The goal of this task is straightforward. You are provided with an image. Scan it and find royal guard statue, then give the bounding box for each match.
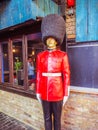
[36,14,70,130]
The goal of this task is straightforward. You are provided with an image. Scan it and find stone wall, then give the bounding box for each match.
[0,89,98,130]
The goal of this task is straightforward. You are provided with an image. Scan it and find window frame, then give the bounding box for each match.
[0,34,35,93]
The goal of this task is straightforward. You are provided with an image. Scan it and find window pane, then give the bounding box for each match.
[13,39,24,87]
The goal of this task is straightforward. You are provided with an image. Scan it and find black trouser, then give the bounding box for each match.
[42,100,63,130]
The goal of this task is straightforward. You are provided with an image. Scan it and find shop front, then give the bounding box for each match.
[0,20,44,96]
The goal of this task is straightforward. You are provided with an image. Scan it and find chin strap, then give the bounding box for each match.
[47,46,57,50]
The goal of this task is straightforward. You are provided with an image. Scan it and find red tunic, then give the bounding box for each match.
[36,49,70,101]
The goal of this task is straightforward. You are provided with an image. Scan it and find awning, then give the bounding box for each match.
[0,20,41,41]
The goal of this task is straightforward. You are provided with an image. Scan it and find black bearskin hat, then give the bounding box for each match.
[41,14,66,45]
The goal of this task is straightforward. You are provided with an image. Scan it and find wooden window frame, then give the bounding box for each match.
[0,34,36,96]
[0,43,3,82]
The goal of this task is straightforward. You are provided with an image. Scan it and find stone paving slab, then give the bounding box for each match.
[0,112,35,130]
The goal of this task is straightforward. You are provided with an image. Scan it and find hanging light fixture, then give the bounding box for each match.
[67,0,75,16]
[67,0,75,7]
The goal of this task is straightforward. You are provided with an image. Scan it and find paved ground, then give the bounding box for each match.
[0,112,35,130]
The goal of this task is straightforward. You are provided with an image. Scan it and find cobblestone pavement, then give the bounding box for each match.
[0,112,35,130]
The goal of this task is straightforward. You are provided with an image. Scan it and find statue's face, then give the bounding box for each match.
[46,37,57,49]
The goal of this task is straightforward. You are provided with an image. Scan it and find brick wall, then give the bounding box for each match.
[0,90,98,130]
[66,6,76,39]
[0,90,44,130]
[61,91,98,130]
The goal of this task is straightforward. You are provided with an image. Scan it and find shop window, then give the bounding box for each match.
[0,33,45,93]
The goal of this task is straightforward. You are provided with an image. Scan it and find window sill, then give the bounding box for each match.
[0,82,36,99]
[70,86,98,95]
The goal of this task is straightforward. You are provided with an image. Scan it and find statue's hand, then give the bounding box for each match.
[36,93,42,104]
